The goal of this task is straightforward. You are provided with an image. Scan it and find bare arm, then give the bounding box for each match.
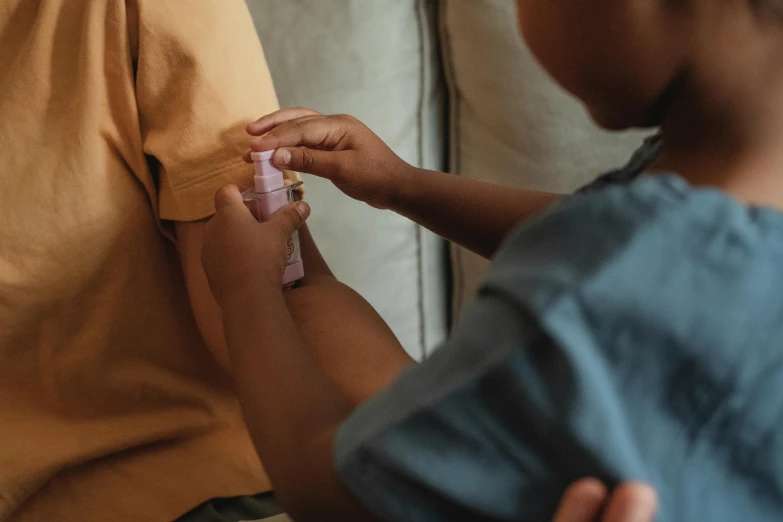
[286,226,414,406]
[178,207,409,520]
[175,218,413,404]
[200,188,412,520]
[221,277,376,522]
[247,109,562,259]
[391,166,561,258]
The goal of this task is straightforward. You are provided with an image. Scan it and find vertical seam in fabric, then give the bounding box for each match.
[415,0,429,359]
[437,0,465,326]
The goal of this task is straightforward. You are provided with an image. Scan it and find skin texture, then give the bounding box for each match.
[199,0,783,519]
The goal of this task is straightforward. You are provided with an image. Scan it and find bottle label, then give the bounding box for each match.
[287,232,302,266]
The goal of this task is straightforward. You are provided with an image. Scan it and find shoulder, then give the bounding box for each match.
[484,174,769,319]
[486,175,689,304]
[483,173,783,365]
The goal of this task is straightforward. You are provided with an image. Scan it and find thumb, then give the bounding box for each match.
[269,201,311,236]
[603,483,657,522]
[273,147,353,178]
[553,479,607,522]
[213,185,246,213]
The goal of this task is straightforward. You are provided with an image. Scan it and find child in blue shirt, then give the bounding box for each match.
[200,0,783,520]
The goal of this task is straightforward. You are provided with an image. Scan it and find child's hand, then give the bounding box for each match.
[245,108,414,209]
[201,185,310,305]
[553,480,657,522]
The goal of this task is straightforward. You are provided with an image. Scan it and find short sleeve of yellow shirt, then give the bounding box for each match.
[133,0,298,222]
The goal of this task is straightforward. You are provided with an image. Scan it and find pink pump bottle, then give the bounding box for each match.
[243,150,304,286]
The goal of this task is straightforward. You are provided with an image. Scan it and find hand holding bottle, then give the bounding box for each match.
[246,108,416,210]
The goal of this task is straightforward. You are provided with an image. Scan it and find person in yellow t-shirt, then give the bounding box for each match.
[0,2,412,520]
[0,1,295,520]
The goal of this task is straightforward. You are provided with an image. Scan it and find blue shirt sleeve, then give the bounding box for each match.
[332,182,673,521]
[335,298,647,522]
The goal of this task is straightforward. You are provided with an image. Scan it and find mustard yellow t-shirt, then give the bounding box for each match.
[0,1,294,520]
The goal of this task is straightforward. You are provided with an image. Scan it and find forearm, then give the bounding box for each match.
[223,289,347,450]
[391,167,561,258]
[200,186,396,520]
[176,212,412,403]
[221,286,375,521]
[247,109,559,256]
[290,226,414,406]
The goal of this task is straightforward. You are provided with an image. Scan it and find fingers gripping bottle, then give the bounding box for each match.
[243,151,305,286]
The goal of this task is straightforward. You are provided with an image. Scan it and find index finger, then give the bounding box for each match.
[213,185,245,212]
[246,107,322,136]
[603,483,657,522]
[249,116,349,154]
[553,479,608,522]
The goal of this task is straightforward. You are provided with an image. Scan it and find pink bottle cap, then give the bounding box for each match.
[250,150,275,162]
[251,150,285,193]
